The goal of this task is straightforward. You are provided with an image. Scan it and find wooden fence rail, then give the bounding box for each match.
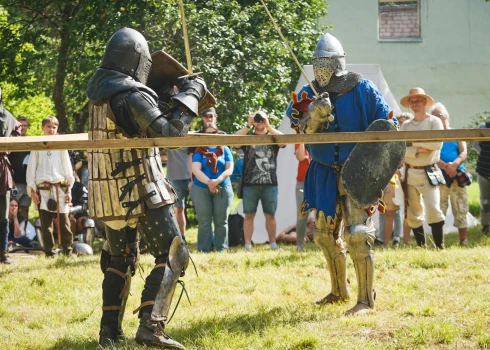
[1,129,489,152]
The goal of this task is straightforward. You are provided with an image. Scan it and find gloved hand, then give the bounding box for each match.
[305,92,333,134]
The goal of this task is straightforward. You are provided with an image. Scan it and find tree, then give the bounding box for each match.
[0,0,329,134]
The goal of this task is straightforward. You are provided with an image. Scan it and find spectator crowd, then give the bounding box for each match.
[1,85,490,263]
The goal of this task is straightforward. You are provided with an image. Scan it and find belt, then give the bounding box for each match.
[407,164,433,170]
[37,181,68,191]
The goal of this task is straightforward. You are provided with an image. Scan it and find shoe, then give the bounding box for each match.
[315,293,348,305]
[460,239,469,247]
[392,240,400,248]
[270,246,283,252]
[296,245,304,252]
[99,327,125,347]
[244,246,252,253]
[0,251,12,264]
[373,238,384,246]
[135,319,184,349]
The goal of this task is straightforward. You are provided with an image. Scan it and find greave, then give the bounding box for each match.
[100,260,131,340]
[429,221,445,249]
[345,233,375,309]
[412,225,426,247]
[314,229,350,300]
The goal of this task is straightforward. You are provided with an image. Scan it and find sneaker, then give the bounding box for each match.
[244,246,252,253]
[392,240,400,248]
[296,245,304,252]
[460,239,469,247]
[374,238,384,246]
[271,246,283,252]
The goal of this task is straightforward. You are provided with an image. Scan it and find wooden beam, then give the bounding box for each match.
[1,129,489,152]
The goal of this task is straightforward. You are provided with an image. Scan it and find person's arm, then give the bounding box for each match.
[295,144,306,161]
[263,115,286,147]
[187,151,194,191]
[235,114,254,149]
[26,151,40,204]
[12,216,25,238]
[191,157,211,185]
[61,151,75,203]
[412,117,444,151]
[214,161,234,185]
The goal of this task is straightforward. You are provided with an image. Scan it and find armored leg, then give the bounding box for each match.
[429,221,445,249]
[134,205,187,349]
[99,226,137,347]
[340,193,376,315]
[314,213,350,305]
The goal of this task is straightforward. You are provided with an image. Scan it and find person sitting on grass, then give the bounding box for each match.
[8,198,32,247]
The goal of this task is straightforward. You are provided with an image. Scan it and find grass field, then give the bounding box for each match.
[1,225,490,350]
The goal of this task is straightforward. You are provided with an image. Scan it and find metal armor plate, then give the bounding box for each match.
[340,119,406,208]
[147,50,216,113]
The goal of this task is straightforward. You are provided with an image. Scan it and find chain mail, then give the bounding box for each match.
[314,71,363,95]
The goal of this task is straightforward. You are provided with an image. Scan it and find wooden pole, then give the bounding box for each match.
[1,129,490,152]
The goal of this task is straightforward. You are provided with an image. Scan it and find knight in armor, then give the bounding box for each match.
[86,28,209,348]
[285,33,393,315]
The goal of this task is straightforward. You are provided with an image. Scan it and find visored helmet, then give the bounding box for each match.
[101,27,152,84]
[312,33,347,87]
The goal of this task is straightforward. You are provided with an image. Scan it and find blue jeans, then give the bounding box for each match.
[191,184,234,252]
[242,185,278,215]
[377,208,403,242]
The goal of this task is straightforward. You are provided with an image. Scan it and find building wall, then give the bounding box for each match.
[321,0,490,127]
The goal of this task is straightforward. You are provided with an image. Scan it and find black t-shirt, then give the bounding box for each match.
[8,151,30,183]
[241,144,281,186]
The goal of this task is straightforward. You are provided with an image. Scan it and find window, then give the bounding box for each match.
[378,0,421,41]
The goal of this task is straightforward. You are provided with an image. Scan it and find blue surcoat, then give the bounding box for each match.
[285,79,390,222]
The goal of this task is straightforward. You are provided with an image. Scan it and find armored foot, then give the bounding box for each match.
[136,313,184,349]
[344,302,374,316]
[315,293,349,305]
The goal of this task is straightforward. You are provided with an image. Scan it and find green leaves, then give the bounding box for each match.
[0,0,328,133]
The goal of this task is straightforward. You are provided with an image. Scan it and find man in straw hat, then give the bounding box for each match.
[400,87,445,249]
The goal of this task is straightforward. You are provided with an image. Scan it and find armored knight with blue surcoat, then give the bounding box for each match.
[286,33,403,315]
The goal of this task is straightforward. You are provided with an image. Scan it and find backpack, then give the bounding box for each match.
[228,213,244,247]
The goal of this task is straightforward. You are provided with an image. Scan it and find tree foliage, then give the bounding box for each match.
[465,111,490,172]
[0,0,329,134]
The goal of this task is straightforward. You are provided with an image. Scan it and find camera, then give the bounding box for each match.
[10,187,19,197]
[253,113,264,123]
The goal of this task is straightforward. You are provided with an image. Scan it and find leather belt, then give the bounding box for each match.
[37,181,68,191]
[407,164,433,170]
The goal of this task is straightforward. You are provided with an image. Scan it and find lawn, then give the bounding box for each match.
[1,225,490,350]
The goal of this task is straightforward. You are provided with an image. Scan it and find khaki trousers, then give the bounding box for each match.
[406,168,445,228]
[440,182,468,229]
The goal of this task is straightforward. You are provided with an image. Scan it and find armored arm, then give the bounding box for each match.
[128,77,207,138]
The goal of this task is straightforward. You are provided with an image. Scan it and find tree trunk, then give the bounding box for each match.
[52,3,80,133]
[72,102,89,133]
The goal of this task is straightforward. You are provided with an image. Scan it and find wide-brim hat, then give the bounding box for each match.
[400,87,435,108]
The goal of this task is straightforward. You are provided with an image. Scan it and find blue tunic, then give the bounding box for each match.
[285,79,390,222]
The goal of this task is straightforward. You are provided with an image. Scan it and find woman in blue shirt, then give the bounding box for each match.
[191,123,234,252]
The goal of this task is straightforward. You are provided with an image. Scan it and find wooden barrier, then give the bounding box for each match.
[1,129,490,152]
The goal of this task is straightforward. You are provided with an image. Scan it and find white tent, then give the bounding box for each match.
[235,64,478,244]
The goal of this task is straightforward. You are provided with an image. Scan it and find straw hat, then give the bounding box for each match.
[400,87,435,108]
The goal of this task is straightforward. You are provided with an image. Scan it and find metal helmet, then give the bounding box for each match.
[101,27,152,84]
[312,33,347,87]
[73,242,94,256]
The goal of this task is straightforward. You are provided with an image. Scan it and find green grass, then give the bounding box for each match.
[467,181,481,218]
[2,225,490,349]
